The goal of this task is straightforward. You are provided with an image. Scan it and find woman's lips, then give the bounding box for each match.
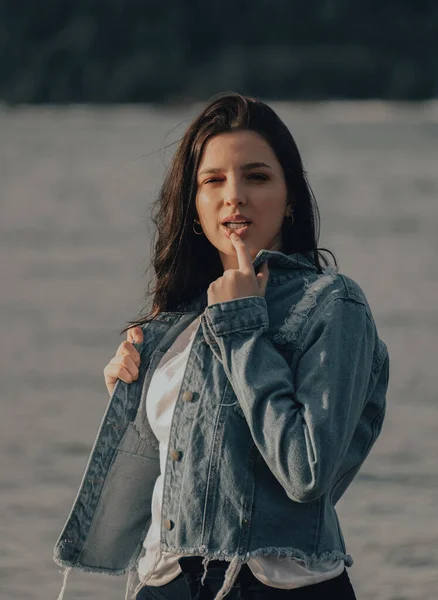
[221,223,252,239]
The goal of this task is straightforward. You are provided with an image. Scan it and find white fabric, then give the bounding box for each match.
[138,315,344,589]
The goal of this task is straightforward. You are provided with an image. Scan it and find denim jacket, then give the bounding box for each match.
[53,249,390,600]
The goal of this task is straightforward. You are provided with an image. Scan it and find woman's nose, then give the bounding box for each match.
[224,179,246,204]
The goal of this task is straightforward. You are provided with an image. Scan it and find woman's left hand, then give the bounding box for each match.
[207,232,270,307]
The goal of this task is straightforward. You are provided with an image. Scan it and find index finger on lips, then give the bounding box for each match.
[230,233,254,275]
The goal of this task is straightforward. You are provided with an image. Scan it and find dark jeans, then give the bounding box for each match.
[135,557,357,599]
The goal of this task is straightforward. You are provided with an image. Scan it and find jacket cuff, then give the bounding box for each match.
[200,296,269,345]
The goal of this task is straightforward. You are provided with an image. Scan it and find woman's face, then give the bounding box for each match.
[195,130,291,271]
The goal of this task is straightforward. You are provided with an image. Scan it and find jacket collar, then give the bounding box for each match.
[252,248,318,273]
[175,249,319,313]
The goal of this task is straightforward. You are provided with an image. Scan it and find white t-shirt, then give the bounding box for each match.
[138,315,344,589]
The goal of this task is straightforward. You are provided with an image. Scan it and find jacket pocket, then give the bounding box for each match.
[118,420,160,459]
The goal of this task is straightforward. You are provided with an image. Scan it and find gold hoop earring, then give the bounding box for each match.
[193,219,204,235]
[284,209,294,228]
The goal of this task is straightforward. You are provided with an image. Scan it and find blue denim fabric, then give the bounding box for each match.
[53,249,389,599]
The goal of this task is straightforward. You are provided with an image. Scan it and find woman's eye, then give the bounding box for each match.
[203,174,268,185]
[248,173,268,181]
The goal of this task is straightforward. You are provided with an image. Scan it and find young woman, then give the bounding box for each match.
[54,92,390,600]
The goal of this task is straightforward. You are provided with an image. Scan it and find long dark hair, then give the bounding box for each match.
[120,92,337,335]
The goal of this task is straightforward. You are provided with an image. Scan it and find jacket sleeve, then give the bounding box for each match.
[200,294,377,503]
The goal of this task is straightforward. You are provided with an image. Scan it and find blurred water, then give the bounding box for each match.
[1,102,437,599]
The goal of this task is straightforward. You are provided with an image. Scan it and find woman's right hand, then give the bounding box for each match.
[103,326,144,397]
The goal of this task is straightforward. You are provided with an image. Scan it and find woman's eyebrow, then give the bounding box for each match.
[242,162,272,171]
[198,162,272,176]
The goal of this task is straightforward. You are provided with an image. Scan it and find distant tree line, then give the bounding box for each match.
[0,0,436,103]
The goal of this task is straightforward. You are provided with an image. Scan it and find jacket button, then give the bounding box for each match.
[163,519,174,530]
[170,449,182,461]
[182,390,194,402]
